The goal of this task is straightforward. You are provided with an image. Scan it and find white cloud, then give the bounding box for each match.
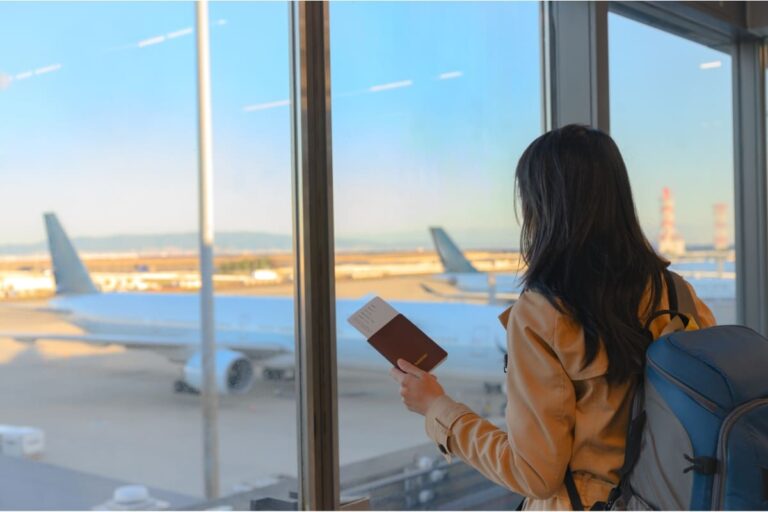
[243,99,290,112]
[138,35,166,48]
[369,80,413,93]
[167,27,193,40]
[699,60,722,70]
[438,71,463,80]
[14,71,33,80]
[34,64,62,76]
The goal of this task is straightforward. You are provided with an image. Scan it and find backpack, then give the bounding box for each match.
[565,270,768,510]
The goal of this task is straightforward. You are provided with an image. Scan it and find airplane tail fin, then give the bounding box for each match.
[429,227,478,274]
[44,213,98,295]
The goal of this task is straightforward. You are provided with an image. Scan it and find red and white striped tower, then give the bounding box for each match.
[658,187,686,256]
[713,203,729,251]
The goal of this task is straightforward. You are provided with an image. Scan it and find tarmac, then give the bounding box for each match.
[0,276,505,502]
[0,272,736,505]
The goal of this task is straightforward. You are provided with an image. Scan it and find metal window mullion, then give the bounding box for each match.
[289,2,340,510]
[544,0,610,131]
[591,1,610,132]
[541,1,554,132]
[732,39,768,334]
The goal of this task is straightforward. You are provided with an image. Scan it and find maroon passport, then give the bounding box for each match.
[347,296,447,372]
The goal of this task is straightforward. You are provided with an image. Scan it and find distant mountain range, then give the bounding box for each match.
[0,229,519,257]
[2,232,723,258]
[0,232,370,256]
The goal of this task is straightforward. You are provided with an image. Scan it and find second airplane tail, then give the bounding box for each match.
[44,213,98,295]
[429,227,479,274]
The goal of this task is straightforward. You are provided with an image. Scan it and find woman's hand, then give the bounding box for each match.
[389,359,446,416]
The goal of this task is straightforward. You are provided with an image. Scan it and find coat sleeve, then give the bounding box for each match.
[424,293,576,499]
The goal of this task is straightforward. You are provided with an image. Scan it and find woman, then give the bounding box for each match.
[390,125,715,510]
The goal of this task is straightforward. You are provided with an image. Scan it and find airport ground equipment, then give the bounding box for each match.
[0,425,44,458]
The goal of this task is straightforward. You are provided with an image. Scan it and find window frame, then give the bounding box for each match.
[291,1,768,508]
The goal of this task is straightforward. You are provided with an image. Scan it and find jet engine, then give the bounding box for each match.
[182,349,254,395]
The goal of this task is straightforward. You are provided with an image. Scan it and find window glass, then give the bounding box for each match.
[609,13,736,324]
[209,1,297,505]
[330,2,540,508]
[0,2,296,508]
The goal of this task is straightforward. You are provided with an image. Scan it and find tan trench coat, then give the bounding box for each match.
[424,280,715,510]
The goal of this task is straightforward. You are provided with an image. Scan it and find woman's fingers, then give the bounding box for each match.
[389,367,406,384]
[397,358,426,378]
[391,360,445,416]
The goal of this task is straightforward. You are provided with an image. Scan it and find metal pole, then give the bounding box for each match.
[732,39,768,334]
[289,2,340,509]
[195,0,220,500]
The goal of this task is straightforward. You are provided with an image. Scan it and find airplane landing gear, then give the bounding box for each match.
[483,382,503,395]
[173,380,200,395]
[262,368,295,381]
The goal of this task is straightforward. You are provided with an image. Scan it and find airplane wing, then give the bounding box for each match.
[0,332,289,360]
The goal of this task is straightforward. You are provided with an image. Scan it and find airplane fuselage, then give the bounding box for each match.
[49,292,510,382]
[435,272,524,295]
[437,262,736,301]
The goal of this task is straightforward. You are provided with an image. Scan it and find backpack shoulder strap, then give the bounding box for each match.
[564,467,585,510]
[668,271,703,328]
[663,269,679,312]
[643,270,698,332]
[568,271,701,511]
[606,271,692,508]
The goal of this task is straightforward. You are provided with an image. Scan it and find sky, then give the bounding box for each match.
[608,13,734,247]
[0,2,734,249]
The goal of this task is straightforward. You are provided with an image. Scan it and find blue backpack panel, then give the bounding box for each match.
[565,271,768,510]
[635,325,768,510]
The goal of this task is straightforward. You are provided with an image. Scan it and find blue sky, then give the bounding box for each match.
[0,2,733,249]
[609,13,734,247]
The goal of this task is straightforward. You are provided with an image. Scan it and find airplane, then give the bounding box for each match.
[425,227,524,303]
[427,227,736,320]
[0,214,509,395]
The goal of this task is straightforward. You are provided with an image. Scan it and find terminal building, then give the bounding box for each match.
[0,1,767,510]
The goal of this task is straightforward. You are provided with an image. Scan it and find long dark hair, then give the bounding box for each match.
[515,124,667,384]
